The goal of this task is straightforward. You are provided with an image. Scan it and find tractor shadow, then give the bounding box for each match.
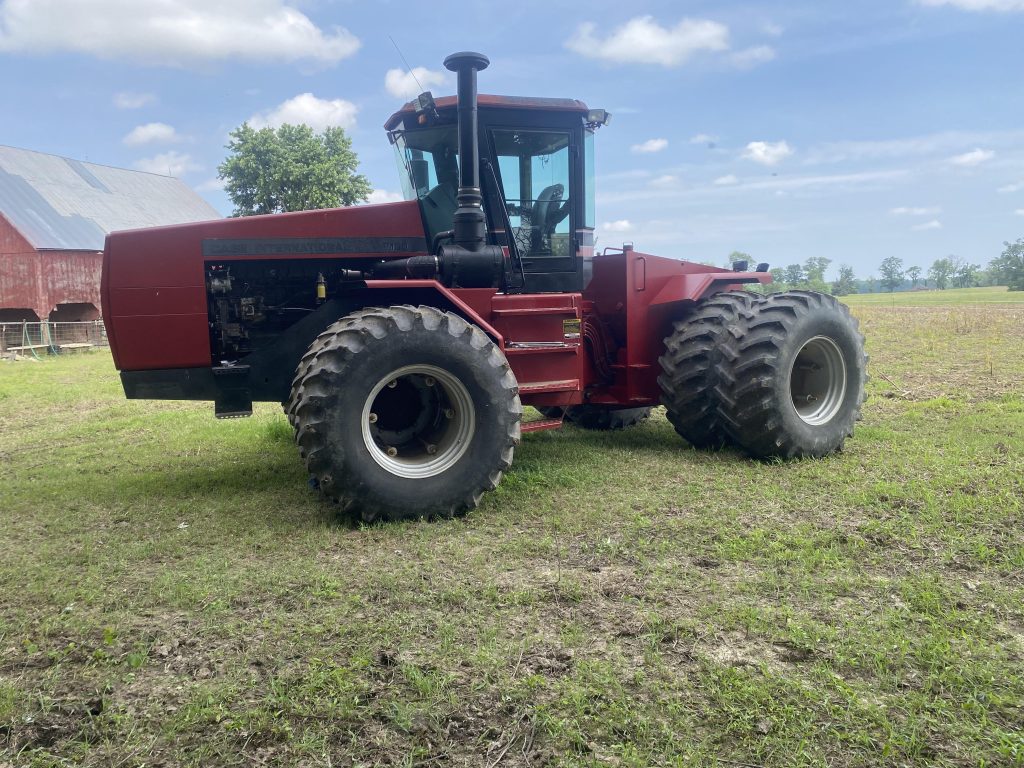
[82,412,751,530]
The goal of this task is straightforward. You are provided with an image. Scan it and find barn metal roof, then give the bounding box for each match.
[0,145,219,251]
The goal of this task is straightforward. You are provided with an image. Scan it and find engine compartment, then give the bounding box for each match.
[205,259,360,363]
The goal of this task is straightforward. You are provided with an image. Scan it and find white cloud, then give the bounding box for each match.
[249,93,358,132]
[650,175,678,187]
[690,133,718,145]
[196,178,225,192]
[762,21,785,36]
[998,182,1024,193]
[911,219,943,231]
[598,169,907,207]
[803,130,1024,165]
[366,189,404,204]
[113,91,154,109]
[742,140,793,166]
[1015,209,1024,216]
[949,148,995,166]
[713,174,739,186]
[566,16,729,67]
[631,138,668,154]
[122,122,181,146]
[891,206,941,216]
[384,67,448,99]
[133,151,201,177]
[917,0,1024,10]
[730,45,776,69]
[602,220,634,232]
[0,0,360,66]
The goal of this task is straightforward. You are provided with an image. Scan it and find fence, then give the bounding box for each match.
[0,320,108,357]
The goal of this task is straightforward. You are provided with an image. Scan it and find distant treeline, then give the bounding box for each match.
[724,238,1024,295]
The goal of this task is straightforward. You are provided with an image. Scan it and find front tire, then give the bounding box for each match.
[716,291,866,458]
[288,306,522,522]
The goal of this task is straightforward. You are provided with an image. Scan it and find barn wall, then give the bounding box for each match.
[40,249,103,317]
[0,212,40,316]
[0,212,103,318]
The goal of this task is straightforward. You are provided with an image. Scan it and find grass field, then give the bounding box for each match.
[1,288,1023,767]
[843,285,1024,306]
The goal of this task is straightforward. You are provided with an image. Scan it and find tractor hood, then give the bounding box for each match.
[102,200,426,370]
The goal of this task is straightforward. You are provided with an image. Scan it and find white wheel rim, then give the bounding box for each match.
[790,336,848,426]
[360,364,475,479]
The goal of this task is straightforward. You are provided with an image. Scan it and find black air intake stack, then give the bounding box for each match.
[431,51,505,289]
[444,51,489,251]
[370,52,505,289]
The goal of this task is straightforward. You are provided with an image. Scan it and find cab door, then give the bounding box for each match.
[485,123,585,293]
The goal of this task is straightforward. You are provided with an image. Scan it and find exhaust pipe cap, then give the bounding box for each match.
[444,51,489,72]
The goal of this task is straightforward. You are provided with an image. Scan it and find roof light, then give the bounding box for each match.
[586,109,611,128]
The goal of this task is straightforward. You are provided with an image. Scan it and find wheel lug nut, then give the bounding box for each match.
[444,408,455,419]
[386,446,398,457]
[425,444,437,455]
[424,376,435,387]
[368,412,378,423]
[387,380,398,389]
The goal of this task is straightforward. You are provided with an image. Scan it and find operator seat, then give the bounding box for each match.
[420,183,457,243]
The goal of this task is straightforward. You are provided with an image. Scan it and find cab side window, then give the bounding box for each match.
[491,130,572,259]
[394,126,461,245]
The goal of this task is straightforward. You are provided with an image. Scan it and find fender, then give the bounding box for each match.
[648,271,771,307]
[363,279,505,346]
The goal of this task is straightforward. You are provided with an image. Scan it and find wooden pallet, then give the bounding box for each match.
[6,344,50,352]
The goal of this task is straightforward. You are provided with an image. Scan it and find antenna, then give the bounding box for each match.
[388,35,425,94]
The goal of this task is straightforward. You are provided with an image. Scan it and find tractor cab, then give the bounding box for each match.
[386,94,610,293]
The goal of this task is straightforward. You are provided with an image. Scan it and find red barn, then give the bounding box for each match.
[0,145,218,324]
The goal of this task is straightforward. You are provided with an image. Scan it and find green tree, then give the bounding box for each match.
[761,267,787,294]
[990,238,1024,290]
[803,257,831,283]
[955,262,981,288]
[784,264,806,285]
[906,265,922,287]
[832,264,857,296]
[879,256,904,292]
[218,122,371,216]
[929,257,956,290]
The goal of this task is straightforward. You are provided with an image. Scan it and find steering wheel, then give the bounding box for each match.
[532,184,570,234]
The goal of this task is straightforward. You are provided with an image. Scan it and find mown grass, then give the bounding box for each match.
[1,287,1022,767]
[843,285,1024,306]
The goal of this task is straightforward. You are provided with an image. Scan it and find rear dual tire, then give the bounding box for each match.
[659,291,761,448]
[716,290,867,458]
[659,290,866,458]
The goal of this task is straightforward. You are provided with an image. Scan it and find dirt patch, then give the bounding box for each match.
[700,630,789,674]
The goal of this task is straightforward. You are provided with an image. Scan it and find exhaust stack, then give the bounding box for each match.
[443,51,489,252]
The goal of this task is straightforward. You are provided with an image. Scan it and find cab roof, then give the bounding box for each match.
[384,94,590,131]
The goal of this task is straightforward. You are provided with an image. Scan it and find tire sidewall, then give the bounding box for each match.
[771,305,865,454]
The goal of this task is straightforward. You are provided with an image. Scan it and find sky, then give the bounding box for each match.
[2,0,1023,279]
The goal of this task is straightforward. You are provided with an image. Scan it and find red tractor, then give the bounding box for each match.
[102,52,866,522]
